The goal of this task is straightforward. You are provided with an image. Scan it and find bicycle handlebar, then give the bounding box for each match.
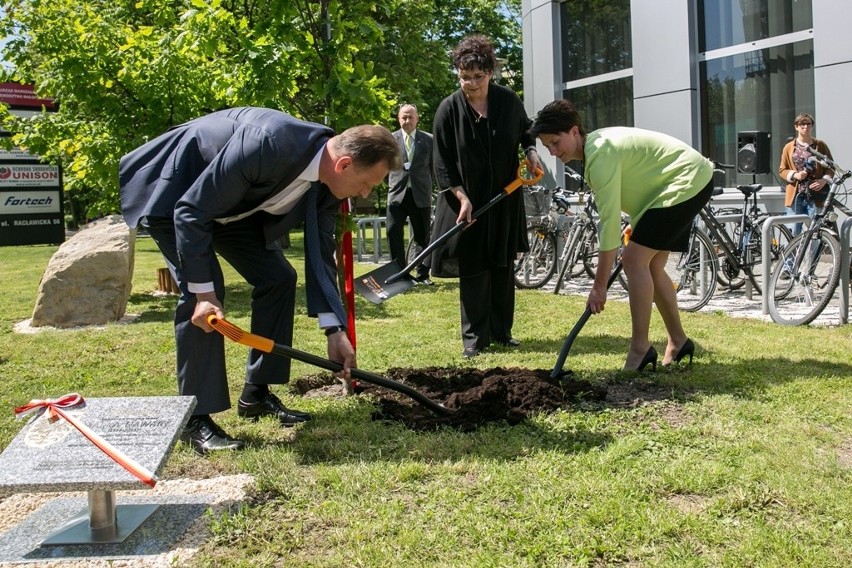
[564,165,584,183]
[809,149,852,184]
[808,147,835,169]
[712,161,736,174]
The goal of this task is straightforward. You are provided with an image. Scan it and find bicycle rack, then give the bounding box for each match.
[355,217,413,263]
[760,214,810,315]
[839,217,852,324]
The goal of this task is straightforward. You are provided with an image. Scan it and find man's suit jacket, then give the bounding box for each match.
[388,129,434,208]
[119,107,343,319]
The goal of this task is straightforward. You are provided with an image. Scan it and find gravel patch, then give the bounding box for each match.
[0,474,254,567]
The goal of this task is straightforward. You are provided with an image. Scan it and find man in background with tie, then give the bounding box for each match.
[387,103,435,284]
[119,107,400,454]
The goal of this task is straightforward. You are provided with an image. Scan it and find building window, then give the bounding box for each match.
[559,0,633,134]
[562,77,634,132]
[560,0,631,82]
[699,0,813,52]
[700,40,814,186]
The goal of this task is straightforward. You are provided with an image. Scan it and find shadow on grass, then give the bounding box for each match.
[129,279,317,324]
[267,348,852,467]
[127,293,179,324]
[498,331,852,394]
[289,403,615,465]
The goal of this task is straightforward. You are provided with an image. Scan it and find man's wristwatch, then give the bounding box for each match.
[324,325,346,337]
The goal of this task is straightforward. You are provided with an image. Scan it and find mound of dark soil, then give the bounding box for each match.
[293,366,607,431]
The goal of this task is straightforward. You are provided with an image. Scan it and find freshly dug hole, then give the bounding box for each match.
[293,366,607,431]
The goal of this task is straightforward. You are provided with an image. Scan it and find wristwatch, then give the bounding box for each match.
[324,325,346,337]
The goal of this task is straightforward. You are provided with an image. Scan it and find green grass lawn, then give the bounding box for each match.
[1,232,851,566]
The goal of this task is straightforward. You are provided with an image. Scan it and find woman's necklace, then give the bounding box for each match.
[467,98,487,123]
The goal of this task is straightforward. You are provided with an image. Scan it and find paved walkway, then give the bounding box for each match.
[545,273,845,328]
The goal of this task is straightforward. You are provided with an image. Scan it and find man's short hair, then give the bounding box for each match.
[337,125,402,170]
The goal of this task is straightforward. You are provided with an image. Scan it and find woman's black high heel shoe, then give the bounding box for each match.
[638,346,658,371]
[625,346,657,372]
[664,338,695,366]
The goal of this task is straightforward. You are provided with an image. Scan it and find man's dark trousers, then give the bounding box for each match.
[146,216,296,416]
[387,190,431,278]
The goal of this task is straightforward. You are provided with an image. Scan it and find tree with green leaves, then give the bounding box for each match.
[0,0,522,221]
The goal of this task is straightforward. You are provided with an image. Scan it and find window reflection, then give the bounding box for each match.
[700,41,814,186]
[699,0,813,52]
[563,77,634,132]
[560,0,632,82]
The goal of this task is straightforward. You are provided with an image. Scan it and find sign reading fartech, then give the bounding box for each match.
[0,191,62,214]
[0,188,65,244]
[0,164,61,187]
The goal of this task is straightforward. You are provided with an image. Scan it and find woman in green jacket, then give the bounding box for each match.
[531,99,714,371]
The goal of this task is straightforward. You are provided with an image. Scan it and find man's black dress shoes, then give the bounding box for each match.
[237,392,312,426]
[180,415,245,455]
[497,338,521,347]
[462,347,481,359]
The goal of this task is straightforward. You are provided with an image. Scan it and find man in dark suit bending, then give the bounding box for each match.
[387,104,435,283]
[120,107,401,454]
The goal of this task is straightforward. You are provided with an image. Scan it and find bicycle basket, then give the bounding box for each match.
[523,185,552,217]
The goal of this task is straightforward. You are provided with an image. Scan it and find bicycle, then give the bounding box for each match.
[766,151,852,325]
[514,185,574,289]
[551,166,629,294]
[664,163,791,312]
[713,187,793,291]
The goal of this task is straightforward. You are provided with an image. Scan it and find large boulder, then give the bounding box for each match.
[31,215,136,328]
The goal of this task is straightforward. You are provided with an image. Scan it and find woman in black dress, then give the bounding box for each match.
[429,35,541,358]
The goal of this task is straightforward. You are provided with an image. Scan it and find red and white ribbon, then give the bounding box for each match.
[14,393,157,488]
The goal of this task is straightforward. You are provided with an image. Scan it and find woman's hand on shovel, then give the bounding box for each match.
[326,330,356,381]
[449,186,474,224]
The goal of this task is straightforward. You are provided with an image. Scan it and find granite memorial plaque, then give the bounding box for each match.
[0,395,196,547]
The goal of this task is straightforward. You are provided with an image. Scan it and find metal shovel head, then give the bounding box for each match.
[354,260,416,304]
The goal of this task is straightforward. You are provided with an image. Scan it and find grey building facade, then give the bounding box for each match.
[522,0,851,191]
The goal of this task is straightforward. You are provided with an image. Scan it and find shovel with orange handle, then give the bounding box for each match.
[551,228,633,380]
[355,164,544,303]
[206,315,453,415]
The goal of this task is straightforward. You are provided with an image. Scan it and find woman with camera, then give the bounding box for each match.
[778,113,835,235]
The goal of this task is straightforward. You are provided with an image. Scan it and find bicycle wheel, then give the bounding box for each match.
[578,225,600,278]
[767,229,841,325]
[552,222,587,294]
[664,228,718,312]
[717,218,746,290]
[514,224,557,289]
[763,221,794,259]
[718,232,746,290]
[745,221,793,292]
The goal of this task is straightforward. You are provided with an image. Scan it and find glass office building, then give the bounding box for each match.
[522,0,850,190]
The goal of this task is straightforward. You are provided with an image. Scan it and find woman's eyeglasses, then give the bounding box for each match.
[796,122,814,127]
[458,73,488,84]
